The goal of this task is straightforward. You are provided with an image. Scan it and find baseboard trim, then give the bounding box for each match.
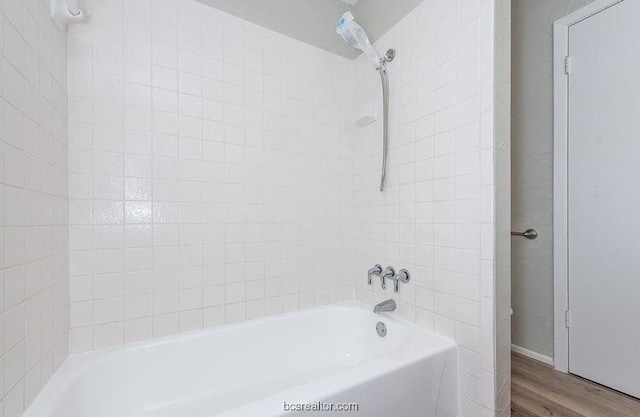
[511,344,554,366]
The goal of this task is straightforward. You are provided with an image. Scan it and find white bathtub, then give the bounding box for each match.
[25,302,458,417]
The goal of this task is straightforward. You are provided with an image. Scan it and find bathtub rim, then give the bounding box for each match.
[68,300,455,364]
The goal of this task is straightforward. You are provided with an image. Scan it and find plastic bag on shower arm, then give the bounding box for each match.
[336,11,382,70]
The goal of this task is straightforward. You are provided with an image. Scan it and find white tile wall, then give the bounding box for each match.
[67,0,354,353]
[0,0,509,413]
[0,0,70,414]
[350,0,501,414]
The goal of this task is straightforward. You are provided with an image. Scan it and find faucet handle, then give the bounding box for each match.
[367,264,383,285]
[394,269,410,293]
[381,266,395,290]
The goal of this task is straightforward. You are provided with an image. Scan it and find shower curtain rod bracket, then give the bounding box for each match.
[50,0,87,28]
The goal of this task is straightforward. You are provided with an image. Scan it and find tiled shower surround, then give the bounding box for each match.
[0,0,70,414]
[66,0,354,351]
[351,0,508,415]
[0,0,510,415]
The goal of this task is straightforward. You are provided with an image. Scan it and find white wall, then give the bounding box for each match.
[0,0,70,414]
[66,0,354,353]
[350,0,502,414]
[493,0,511,414]
[196,0,354,59]
[511,0,593,359]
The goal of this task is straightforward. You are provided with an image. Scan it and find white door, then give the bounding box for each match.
[568,0,640,398]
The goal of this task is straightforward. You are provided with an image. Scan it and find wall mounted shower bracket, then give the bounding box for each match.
[382,49,395,64]
[51,0,87,28]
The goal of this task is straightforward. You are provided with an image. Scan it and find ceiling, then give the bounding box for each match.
[195,0,424,59]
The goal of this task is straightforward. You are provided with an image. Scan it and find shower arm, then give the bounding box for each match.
[378,49,395,192]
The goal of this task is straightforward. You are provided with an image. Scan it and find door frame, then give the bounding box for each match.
[553,0,624,373]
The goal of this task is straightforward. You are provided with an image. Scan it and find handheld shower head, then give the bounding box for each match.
[336,12,381,70]
[337,12,395,191]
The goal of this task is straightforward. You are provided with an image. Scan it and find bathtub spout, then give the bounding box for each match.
[374,299,396,313]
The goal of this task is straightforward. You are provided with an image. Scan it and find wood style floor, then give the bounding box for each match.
[511,353,640,417]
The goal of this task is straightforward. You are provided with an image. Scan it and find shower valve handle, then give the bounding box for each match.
[381,267,396,290]
[367,264,383,285]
